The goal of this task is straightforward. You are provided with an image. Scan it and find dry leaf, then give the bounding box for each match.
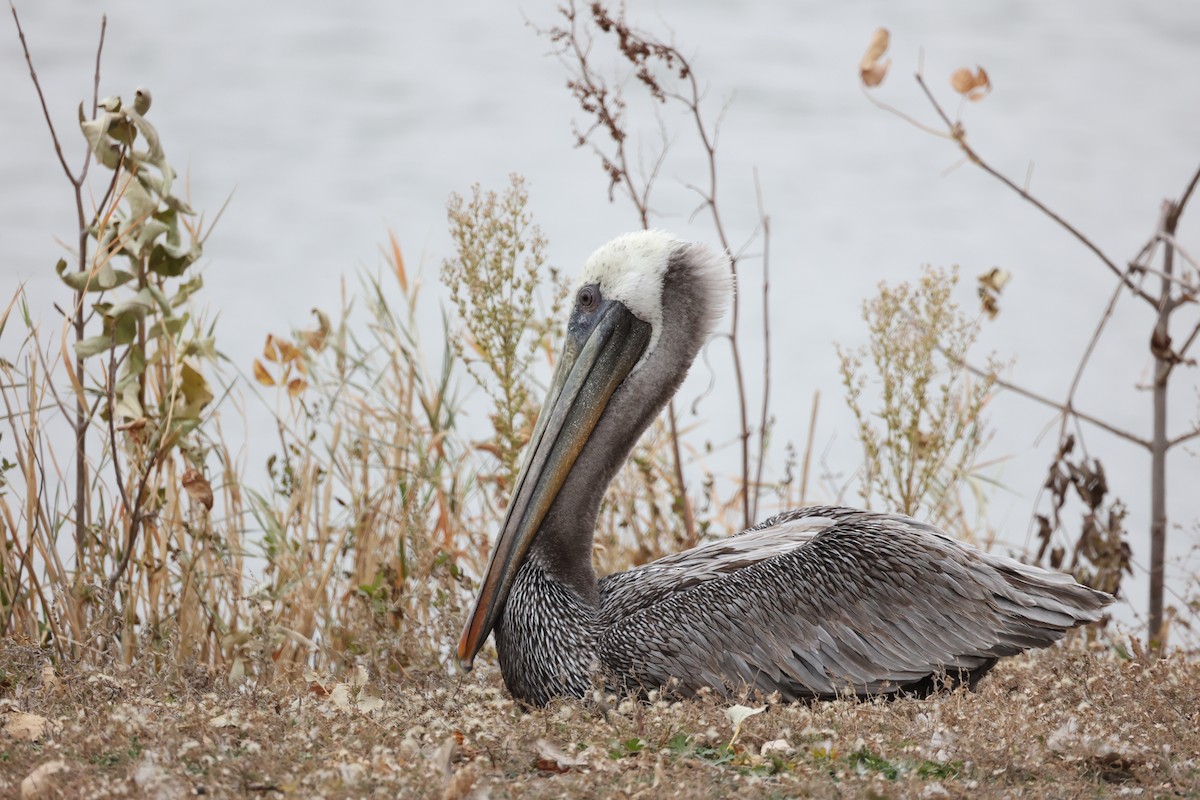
[40,662,62,696]
[979,266,1011,293]
[252,359,274,386]
[761,738,794,756]
[950,66,992,100]
[443,762,487,800]
[328,683,353,710]
[4,711,50,742]
[859,28,891,87]
[208,711,240,729]
[181,468,214,511]
[286,377,307,398]
[299,308,330,351]
[534,739,590,772]
[724,704,766,745]
[262,334,281,363]
[977,267,1011,319]
[21,759,68,799]
[276,339,302,363]
[349,664,369,689]
[431,735,458,777]
[356,684,385,714]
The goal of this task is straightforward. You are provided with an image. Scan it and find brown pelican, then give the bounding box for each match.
[456,231,1112,706]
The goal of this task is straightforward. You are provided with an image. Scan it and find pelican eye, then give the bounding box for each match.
[577,285,600,311]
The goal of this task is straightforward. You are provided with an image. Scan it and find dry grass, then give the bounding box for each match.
[0,642,1196,799]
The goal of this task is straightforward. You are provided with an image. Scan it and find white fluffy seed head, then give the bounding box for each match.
[576,230,732,358]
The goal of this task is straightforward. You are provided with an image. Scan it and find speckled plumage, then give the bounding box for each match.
[466,231,1113,707]
[493,506,1111,704]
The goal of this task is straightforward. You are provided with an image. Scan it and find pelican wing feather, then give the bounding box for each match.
[596,506,1111,700]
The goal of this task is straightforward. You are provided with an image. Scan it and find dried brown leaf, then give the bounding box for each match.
[534,739,590,772]
[299,308,330,351]
[252,359,274,386]
[859,28,891,87]
[182,468,214,511]
[4,711,50,742]
[951,66,992,100]
[21,759,68,799]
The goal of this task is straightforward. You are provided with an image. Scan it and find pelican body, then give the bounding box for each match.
[456,231,1112,706]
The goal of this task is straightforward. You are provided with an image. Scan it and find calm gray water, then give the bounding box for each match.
[3,0,1199,633]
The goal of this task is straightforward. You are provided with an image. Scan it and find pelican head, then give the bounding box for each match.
[457,231,730,670]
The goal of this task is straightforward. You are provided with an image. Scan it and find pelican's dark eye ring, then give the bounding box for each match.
[577,285,600,311]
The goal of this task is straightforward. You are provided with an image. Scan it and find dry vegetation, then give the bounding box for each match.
[2,642,1198,799]
[4,5,1200,799]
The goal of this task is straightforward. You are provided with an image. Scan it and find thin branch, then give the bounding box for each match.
[1166,162,1200,230]
[105,332,132,518]
[860,85,950,139]
[1168,427,1200,449]
[76,15,106,186]
[912,70,1158,307]
[11,4,79,186]
[1178,317,1200,361]
[955,357,1150,449]
[1156,233,1200,278]
[1055,266,1130,448]
[751,168,771,523]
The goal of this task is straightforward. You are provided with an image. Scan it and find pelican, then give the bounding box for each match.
[456,231,1112,706]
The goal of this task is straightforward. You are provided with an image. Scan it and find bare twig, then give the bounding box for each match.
[1166,163,1200,230]
[1178,318,1200,361]
[1055,263,1139,450]
[11,5,80,185]
[954,357,1150,449]
[548,1,772,532]
[751,169,772,523]
[798,391,819,504]
[910,70,1157,307]
[12,7,108,573]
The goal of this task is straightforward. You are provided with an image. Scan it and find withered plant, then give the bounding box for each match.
[538,1,781,541]
[837,267,999,544]
[859,28,1200,649]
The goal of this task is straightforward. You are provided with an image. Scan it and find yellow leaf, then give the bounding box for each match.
[859,28,891,88]
[253,359,275,386]
[276,339,302,363]
[287,377,306,398]
[263,334,281,363]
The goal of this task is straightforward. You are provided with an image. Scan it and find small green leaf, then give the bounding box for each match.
[74,335,115,358]
[177,361,213,419]
[107,287,156,320]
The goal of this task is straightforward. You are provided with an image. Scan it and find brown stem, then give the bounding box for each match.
[12,6,106,579]
[798,391,820,504]
[952,356,1150,449]
[673,58,753,530]
[912,71,1157,307]
[751,169,772,523]
[1148,197,1178,652]
[666,400,696,548]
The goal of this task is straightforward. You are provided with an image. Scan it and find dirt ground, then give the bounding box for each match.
[1,642,1196,799]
